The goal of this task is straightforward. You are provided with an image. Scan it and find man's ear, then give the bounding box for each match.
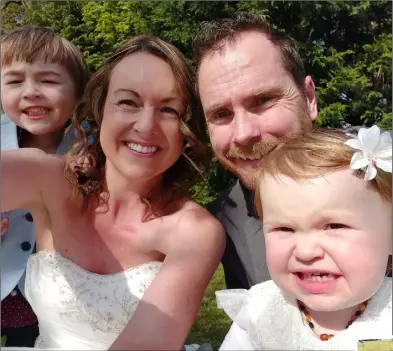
[304,76,318,121]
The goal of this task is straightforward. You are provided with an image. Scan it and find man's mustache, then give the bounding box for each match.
[225,139,282,160]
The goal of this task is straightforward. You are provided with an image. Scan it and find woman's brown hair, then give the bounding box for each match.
[65,35,208,217]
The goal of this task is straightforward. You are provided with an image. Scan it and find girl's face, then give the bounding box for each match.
[99,52,184,185]
[1,55,76,135]
[259,169,392,312]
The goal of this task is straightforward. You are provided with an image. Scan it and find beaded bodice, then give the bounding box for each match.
[25,251,162,349]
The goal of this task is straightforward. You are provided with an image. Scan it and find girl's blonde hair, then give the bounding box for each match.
[255,128,392,218]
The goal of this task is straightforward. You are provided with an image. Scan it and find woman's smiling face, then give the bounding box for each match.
[100,52,184,183]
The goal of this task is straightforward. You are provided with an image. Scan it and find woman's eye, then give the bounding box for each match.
[326,223,348,230]
[162,106,179,116]
[42,80,58,84]
[118,99,138,107]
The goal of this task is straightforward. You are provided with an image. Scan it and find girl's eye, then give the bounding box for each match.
[273,227,294,233]
[42,80,59,84]
[326,223,348,230]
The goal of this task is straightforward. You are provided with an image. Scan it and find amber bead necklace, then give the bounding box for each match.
[297,299,370,341]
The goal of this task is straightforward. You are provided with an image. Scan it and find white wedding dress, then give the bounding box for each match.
[4,251,162,350]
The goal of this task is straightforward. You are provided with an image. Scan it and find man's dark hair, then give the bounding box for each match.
[193,11,306,90]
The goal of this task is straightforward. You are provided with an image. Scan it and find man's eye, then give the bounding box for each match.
[257,96,272,105]
[213,110,231,120]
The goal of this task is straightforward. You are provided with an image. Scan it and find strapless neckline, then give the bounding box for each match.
[31,250,163,278]
[23,249,163,349]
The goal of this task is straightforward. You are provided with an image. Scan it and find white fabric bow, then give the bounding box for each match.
[344,125,392,181]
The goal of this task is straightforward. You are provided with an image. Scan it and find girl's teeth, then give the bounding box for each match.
[301,273,334,282]
[127,143,158,154]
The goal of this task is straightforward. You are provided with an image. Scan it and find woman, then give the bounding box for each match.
[2,35,225,350]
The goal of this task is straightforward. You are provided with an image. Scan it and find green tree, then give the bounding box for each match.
[1,1,391,202]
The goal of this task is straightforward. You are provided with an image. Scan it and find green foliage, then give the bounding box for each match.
[1,335,7,347]
[2,1,391,204]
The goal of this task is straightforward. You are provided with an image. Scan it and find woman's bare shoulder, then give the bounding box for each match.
[171,197,221,228]
[171,198,226,251]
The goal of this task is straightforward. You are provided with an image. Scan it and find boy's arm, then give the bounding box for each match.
[1,148,62,212]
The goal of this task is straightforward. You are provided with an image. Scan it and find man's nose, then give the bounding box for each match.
[232,109,261,146]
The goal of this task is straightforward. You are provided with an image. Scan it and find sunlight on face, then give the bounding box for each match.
[100,52,184,185]
[1,56,76,135]
[259,169,392,311]
[198,32,314,189]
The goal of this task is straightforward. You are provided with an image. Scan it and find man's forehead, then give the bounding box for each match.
[197,33,289,101]
[198,31,283,77]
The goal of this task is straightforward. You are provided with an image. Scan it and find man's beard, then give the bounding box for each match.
[217,99,313,190]
[222,137,284,191]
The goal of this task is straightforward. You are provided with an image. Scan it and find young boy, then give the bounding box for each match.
[0,26,89,347]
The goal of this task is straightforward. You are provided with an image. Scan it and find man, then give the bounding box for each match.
[193,12,318,289]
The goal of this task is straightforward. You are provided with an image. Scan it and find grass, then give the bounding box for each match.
[358,340,393,351]
[186,264,231,350]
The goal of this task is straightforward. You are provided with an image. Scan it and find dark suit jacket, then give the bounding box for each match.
[208,181,270,289]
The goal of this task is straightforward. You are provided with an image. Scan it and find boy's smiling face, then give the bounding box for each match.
[1,55,76,136]
[260,168,392,311]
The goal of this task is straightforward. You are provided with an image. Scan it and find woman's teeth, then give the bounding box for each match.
[126,143,158,154]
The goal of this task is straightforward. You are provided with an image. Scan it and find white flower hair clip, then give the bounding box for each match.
[344,125,392,181]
